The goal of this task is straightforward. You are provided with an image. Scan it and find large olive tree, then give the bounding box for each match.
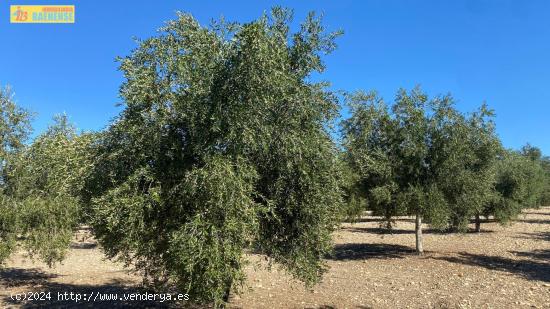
[85,8,343,306]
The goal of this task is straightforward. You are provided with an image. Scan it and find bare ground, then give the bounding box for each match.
[1,208,550,308]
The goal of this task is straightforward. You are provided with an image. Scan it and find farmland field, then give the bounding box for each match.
[2,207,549,308]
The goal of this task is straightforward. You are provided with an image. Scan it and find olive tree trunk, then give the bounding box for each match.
[221,280,232,307]
[415,213,423,255]
[475,214,481,233]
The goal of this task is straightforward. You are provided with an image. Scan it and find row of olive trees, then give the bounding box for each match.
[341,88,549,254]
[1,8,549,307]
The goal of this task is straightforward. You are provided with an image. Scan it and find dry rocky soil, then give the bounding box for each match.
[1,207,549,308]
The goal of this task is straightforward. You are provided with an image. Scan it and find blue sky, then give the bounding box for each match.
[2,0,549,154]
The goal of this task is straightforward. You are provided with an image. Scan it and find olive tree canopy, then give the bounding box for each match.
[86,8,343,306]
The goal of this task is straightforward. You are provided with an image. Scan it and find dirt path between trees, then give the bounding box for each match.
[1,208,549,308]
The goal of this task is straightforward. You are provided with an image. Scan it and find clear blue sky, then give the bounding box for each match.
[2,0,549,154]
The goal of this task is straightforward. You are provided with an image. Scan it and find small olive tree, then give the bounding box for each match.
[85,8,343,306]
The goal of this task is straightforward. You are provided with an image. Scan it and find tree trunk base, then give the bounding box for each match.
[415,213,424,255]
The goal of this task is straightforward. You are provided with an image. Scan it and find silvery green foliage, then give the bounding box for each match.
[519,144,548,208]
[1,90,90,267]
[341,90,400,225]
[430,103,501,231]
[342,87,501,232]
[86,8,343,306]
[486,149,546,223]
[1,114,92,266]
[0,87,32,264]
[338,153,366,222]
[0,87,32,160]
[343,88,444,229]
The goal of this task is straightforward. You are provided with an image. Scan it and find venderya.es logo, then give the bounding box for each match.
[10,5,75,23]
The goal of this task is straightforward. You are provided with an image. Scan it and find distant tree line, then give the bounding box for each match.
[0,7,549,307]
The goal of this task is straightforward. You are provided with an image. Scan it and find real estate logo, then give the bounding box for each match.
[10,5,75,23]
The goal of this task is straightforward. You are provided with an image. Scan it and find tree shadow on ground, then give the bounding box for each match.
[514,231,550,242]
[0,268,179,308]
[327,243,414,261]
[521,210,550,216]
[305,305,372,309]
[468,217,498,224]
[465,229,495,234]
[342,217,414,224]
[0,268,59,288]
[513,219,550,224]
[343,226,493,235]
[70,242,98,249]
[432,252,550,282]
[342,226,415,235]
[511,249,550,261]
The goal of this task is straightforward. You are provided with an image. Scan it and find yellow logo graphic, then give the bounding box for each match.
[10,5,75,23]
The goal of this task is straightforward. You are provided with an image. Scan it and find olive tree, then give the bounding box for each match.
[342,87,501,253]
[519,144,547,207]
[433,104,501,232]
[1,113,93,266]
[466,106,502,232]
[341,91,399,227]
[85,8,343,306]
[0,86,32,263]
[484,150,545,223]
[1,89,88,266]
[343,88,444,254]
